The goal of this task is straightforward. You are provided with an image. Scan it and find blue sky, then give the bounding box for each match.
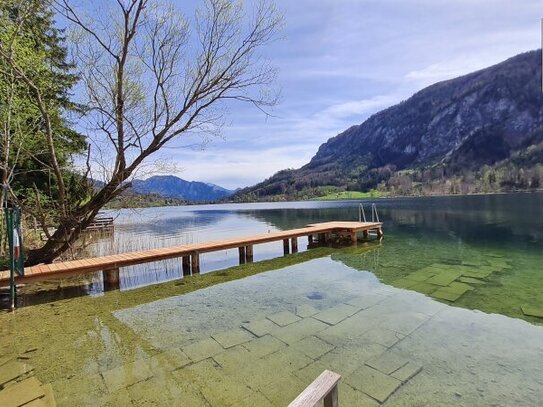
[80,0,542,189]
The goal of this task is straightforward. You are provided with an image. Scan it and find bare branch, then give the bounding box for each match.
[24,0,282,265]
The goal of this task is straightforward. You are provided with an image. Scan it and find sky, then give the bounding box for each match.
[78,0,542,189]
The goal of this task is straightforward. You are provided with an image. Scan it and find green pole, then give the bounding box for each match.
[5,208,15,310]
[14,208,24,277]
[4,207,24,310]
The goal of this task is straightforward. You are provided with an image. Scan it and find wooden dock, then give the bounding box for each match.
[40,216,114,241]
[0,221,382,289]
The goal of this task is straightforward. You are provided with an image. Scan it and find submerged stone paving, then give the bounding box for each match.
[392,255,512,304]
[241,318,277,337]
[102,359,153,393]
[266,310,301,326]
[295,304,319,318]
[0,360,34,386]
[521,304,543,318]
[100,290,424,405]
[346,365,402,403]
[312,303,359,325]
[0,360,56,406]
[10,257,542,406]
[39,284,426,406]
[211,328,254,348]
[182,338,224,362]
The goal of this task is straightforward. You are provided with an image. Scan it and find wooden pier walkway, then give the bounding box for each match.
[0,221,382,288]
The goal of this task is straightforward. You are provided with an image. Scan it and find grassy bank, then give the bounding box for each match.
[311,190,387,201]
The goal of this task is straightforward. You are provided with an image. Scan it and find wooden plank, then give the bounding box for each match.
[54,262,69,270]
[47,263,61,272]
[288,370,341,407]
[79,259,94,267]
[107,255,125,263]
[71,260,88,268]
[28,265,44,273]
[39,265,52,273]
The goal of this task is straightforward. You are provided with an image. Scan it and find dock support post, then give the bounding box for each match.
[182,256,191,276]
[246,245,253,263]
[350,231,357,245]
[283,239,290,256]
[377,228,384,239]
[324,384,339,407]
[291,237,298,254]
[191,253,200,274]
[103,268,120,291]
[363,230,369,239]
[238,246,246,265]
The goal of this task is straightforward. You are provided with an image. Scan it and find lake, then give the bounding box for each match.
[0,193,542,406]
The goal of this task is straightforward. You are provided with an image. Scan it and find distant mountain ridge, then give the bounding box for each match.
[132,175,234,202]
[233,49,543,201]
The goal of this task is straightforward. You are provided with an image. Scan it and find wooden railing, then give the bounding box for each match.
[40,217,114,241]
[87,216,114,230]
[289,370,341,407]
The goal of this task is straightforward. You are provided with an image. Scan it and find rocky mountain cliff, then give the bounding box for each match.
[233,50,543,200]
[132,176,234,202]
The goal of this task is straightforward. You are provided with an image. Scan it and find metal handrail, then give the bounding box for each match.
[371,203,380,222]
[359,203,367,222]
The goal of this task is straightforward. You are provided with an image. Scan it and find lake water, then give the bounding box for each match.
[0,193,542,406]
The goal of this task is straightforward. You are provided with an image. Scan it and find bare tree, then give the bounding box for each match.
[17,0,281,265]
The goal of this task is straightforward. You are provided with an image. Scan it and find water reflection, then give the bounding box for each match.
[244,194,542,249]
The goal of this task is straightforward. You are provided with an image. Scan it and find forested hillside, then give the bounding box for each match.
[233,50,543,201]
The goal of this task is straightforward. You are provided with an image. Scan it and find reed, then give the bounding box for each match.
[88,231,196,290]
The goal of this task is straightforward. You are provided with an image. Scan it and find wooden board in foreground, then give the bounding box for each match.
[289,369,341,407]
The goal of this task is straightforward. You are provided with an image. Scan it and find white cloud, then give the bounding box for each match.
[320,95,401,119]
[165,146,312,189]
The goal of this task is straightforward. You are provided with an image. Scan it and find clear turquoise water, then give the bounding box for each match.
[36,192,543,323]
[1,192,542,406]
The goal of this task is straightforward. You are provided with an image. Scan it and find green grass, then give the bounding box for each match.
[312,190,387,201]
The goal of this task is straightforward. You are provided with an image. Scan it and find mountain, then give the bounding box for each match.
[233,50,543,201]
[131,176,234,202]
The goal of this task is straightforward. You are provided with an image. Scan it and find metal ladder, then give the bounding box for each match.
[358,203,380,223]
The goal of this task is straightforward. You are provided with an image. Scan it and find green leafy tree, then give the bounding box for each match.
[0,0,87,256]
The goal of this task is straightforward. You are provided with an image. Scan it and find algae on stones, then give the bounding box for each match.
[334,233,543,324]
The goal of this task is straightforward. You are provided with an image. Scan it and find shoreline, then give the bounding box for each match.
[107,189,543,210]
